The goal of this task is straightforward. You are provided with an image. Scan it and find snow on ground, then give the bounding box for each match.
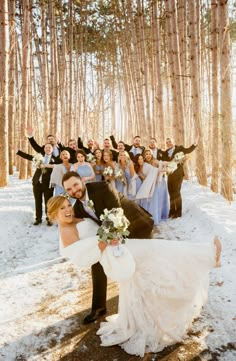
[0,173,235,360]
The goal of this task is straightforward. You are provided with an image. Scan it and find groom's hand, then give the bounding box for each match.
[98,241,107,253]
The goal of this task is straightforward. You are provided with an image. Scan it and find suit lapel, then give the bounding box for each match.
[87,185,102,223]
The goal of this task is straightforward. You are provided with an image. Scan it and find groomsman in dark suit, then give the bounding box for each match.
[102,138,118,161]
[26,126,60,158]
[148,137,164,160]
[62,171,154,324]
[77,137,97,155]
[16,144,57,225]
[58,138,77,163]
[162,136,198,218]
[110,135,145,161]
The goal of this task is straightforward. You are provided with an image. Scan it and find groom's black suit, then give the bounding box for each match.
[73,181,154,312]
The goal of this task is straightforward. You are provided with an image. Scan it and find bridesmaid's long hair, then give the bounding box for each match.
[133,154,143,174]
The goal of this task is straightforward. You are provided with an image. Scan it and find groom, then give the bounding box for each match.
[62,171,154,324]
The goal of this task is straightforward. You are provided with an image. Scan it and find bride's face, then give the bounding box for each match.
[63,176,86,199]
[57,199,74,224]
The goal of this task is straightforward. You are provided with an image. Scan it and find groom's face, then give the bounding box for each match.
[63,176,86,200]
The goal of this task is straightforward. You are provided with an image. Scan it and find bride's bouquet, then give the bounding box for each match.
[97,208,136,282]
[32,153,46,173]
[97,208,130,257]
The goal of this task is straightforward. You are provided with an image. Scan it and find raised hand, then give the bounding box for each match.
[26,125,33,138]
[194,134,199,146]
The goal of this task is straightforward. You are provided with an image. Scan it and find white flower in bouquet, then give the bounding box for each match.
[114,169,126,184]
[32,153,46,173]
[103,166,114,177]
[97,208,130,245]
[86,153,95,163]
[174,151,185,164]
[166,161,177,174]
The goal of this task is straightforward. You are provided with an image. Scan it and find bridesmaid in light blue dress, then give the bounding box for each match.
[115,151,142,200]
[134,154,167,225]
[72,149,95,183]
[50,150,74,195]
[93,149,105,182]
[102,150,117,188]
[143,149,169,221]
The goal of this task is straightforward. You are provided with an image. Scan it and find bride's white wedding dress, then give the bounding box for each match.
[60,218,215,357]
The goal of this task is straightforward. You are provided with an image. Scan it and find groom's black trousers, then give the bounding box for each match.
[91,263,107,310]
[91,227,153,311]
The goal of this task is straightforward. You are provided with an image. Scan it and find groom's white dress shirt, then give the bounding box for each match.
[81,191,98,220]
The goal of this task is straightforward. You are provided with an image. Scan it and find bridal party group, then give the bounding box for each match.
[16,128,198,226]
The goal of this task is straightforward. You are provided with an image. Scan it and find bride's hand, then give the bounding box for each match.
[110,239,120,246]
[98,241,107,253]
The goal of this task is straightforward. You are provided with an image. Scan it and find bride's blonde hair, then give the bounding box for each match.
[47,195,69,222]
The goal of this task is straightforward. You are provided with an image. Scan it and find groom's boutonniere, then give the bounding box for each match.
[87,199,95,211]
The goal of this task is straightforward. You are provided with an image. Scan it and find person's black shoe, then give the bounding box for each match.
[47,220,53,226]
[83,308,107,325]
[33,220,42,225]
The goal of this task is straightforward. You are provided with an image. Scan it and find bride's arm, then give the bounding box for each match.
[59,223,102,268]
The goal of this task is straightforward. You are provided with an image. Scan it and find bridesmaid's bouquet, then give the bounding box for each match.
[114,169,126,184]
[97,208,130,257]
[103,166,114,177]
[174,151,185,164]
[86,153,96,164]
[32,153,47,173]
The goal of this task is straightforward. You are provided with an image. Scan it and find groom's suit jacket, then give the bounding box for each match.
[73,181,154,239]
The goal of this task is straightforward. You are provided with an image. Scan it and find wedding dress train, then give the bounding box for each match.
[60,219,215,357]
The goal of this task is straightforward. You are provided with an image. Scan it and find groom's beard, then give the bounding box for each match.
[73,185,86,200]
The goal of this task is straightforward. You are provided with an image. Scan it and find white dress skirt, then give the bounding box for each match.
[60,219,215,357]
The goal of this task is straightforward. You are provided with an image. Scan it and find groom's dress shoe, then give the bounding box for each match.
[33,220,42,225]
[83,308,107,325]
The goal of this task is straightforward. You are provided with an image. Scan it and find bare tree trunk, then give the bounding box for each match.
[137,0,151,137]
[151,0,165,142]
[8,0,15,175]
[165,0,184,143]
[40,2,50,135]
[188,0,207,186]
[48,0,59,135]
[211,1,219,193]
[0,0,9,186]
[19,0,30,180]
[218,0,233,201]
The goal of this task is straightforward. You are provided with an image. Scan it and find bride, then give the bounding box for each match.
[47,195,221,357]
